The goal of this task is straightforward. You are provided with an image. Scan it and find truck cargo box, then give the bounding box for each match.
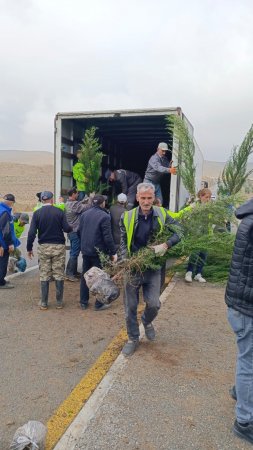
[54,107,203,210]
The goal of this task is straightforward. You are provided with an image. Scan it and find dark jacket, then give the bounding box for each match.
[27,205,72,251]
[115,170,141,194]
[225,199,253,316]
[78,206,117,257]
[120,206,182,260]
[109,202,127,247]
[144,153,170,184]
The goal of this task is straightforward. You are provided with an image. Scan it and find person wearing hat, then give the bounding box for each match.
[144,142,177,204]
[73,150,87,201]
[13,213,29,239]
[0,194,20,289]
[34,192,65,212]
[106,169,142,210]
[27,191,72,310]
[78,194,117,310]
[109,193,128,251]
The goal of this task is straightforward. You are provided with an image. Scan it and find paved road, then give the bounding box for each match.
[68,278,251,450]
[0,269,124,449]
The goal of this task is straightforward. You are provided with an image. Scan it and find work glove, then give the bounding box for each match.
[111,254,118,263]
[151,243,168,257]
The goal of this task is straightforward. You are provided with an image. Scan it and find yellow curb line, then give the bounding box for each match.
[46,327,128,449]
[46,273,174,450]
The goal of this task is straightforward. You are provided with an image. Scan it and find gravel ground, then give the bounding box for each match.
[74,277,251,450]
[0,270,125,449]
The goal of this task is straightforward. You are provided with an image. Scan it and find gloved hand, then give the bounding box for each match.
[151,243,168,257]
[111,254,118,263]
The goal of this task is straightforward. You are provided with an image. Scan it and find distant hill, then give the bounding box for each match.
[0,150,53,166]
[203,160,253,179]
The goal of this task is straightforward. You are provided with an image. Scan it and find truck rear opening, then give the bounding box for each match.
[55,108,203,210]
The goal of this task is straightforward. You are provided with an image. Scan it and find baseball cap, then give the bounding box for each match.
[20,213,29,224]
[117,193,127,203]
[4,194,16,202]
[41,191,53,201]
[92,194,106,206]
[158,142,169,151]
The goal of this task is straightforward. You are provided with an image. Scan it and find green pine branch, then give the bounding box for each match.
[166,114,196,197]
[101,197,237,284]
[78,127,106,194]
[218,124,253,195]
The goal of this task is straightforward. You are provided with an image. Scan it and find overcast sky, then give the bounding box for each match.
[0,0,252,161]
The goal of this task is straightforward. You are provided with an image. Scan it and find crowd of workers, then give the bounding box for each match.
[1,141,253,444]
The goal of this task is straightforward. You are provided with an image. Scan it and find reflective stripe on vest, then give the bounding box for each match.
[123,206,167,254]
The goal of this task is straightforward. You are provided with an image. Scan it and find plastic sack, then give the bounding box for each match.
[90,278,120,304]
[84,267,120,304]
[16,257,27,272]
[9,421,47,450]
[84,266,110,289]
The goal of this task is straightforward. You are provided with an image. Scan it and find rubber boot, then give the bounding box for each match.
[55,280,64,308]
[41,281,49,309]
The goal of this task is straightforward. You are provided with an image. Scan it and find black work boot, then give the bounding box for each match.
[55,280,64,309]
[40,281,49,310]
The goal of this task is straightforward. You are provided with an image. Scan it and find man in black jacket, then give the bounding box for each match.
[107,169,142,209]
[225,198,253,444]
[27,191,72,310]
[78,194,117,311]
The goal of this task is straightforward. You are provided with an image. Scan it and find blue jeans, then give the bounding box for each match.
[68,232,81,258]
[187,251,207,275]
[123,269,161,340]
[228,307,253,423]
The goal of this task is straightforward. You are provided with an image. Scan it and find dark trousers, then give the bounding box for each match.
[0,249,9,285]
[123,269,161,340]
[80,254,103,307]
[187,251,207,275]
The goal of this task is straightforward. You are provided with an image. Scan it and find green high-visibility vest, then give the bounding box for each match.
[123,206,167,255]
[14,221,25,238]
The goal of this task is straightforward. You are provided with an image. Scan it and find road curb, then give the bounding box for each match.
[6,265,39,280]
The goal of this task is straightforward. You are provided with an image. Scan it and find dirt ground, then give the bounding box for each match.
[0,162,54,211]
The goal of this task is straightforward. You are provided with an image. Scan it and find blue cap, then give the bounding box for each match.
[41,191,53,201]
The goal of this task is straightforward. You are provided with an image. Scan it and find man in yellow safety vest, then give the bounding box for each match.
[119,182,182,357]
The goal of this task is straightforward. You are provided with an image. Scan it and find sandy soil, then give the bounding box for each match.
[0,162,54,211]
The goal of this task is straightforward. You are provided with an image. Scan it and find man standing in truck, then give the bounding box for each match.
[106,169,142,209]
[73,150,87,201]
[144,142,177,204]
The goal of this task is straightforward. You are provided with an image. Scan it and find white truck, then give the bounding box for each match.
[54,107,203,210]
